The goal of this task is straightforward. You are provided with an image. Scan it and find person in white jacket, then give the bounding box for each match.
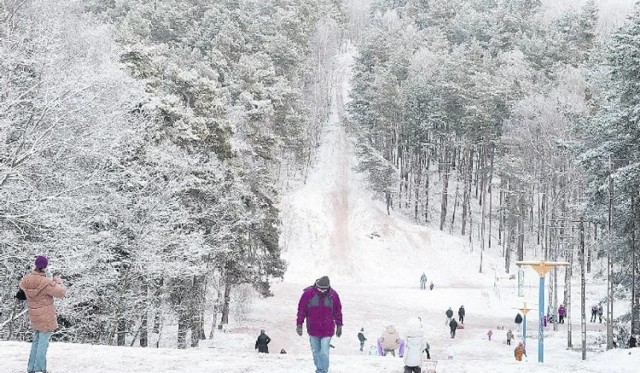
[403,318,427,373]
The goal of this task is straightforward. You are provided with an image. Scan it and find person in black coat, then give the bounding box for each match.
[515,313,523,332]
[629,335,637,348]
[357,327,367,351]
[449,318,458,338]
[255,330,271,353]
[458,305,465,324]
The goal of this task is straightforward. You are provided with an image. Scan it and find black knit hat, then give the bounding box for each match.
[315,276,330,289]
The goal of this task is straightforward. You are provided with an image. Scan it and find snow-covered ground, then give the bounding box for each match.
[1,48,638,373]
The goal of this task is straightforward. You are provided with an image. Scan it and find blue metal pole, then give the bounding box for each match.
[523,314,527,351]
[538,276,545,363]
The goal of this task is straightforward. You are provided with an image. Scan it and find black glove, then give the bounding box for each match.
[296,325,303,336]
[336,325,342,338]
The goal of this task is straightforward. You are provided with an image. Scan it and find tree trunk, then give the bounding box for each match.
[177,312,189,349]
[450,182,459,234]
[505,224,512,273]
[209,301,220,339]
[498,181,504,246]
[517,193,525,261]
[439,145,450,231]
[221,275,232,326]
[140,312,148,348]
[461,147,474,236]
[632,196,640,335]
[414,153,422,221]
[424,150,430,222]
[190,275,206,347]
[479,145,488,273]
[580,217,587,360]
[488,148,494,249]
[117,318,127,346]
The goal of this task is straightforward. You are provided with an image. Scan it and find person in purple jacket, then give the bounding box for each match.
[296,276,343,373]
[558,304,566,324]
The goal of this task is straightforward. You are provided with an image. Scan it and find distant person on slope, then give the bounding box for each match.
[424,340,431,359]
[445,307,454,325]
[557,304,566,324]
[591,304,598,322]
[358,327,367,352]
[514,313,523,332]
[20,255,66,373]
[403,319,427,373]
[597,304,604,323]
[368,345,378,355]
[514,342,526,361]
[255,329,271,353]
[296,276,343,373]
[378,325,403,357]
[506,329,514,345]
[447,345,455,360]
[458,305,465,324]
[420,273,427,290]
[429,281,434,291]
[449,318,459,338]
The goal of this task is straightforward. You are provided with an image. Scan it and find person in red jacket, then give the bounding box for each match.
[20,256,66,373]
[296,276,343,373]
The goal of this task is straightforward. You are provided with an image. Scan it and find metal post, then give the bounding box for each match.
[523,314,527,350]
[580,217,587,360]
[607,162,614,349]
[516,260,569,363]
[538,276,545,362]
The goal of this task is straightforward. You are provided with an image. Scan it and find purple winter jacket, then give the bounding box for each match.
[558,306,566,316]
[296,286,343,337]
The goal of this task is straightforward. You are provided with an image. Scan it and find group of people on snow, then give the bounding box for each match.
[445,306,465,339]
[590,303,604,323]
[371,319,434,373]
[419,272,434,291]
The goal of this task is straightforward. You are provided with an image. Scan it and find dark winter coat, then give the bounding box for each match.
[358,332,366,342]
[445,309,454,318]
[458,307,465,318]
[255,332,271,353]
[296,285,343,337]
[629,335,637,348]
[515,314,523,324]
[449,319,458,331]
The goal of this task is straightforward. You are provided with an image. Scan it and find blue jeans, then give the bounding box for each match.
[28,331,52,373]
[309,336,332,373]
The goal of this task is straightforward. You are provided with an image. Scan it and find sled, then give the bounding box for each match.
[457,324,465,329]
[423,360,437,373]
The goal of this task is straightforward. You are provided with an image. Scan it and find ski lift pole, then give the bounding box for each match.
[513,301,534,351]
[516,260,569,363]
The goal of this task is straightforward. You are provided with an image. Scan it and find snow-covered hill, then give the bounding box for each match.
[1,46,637,373]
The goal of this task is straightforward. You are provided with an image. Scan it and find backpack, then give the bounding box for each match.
[15,288,26,301]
